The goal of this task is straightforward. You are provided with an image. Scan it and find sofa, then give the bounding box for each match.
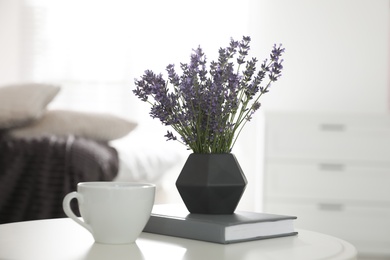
[0,134,119,223]
[0,83,136,223]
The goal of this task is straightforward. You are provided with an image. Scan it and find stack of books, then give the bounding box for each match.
[143,204,298,244]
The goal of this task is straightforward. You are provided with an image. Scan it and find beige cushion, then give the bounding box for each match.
[0,83,60,128]
[8,110,137,142]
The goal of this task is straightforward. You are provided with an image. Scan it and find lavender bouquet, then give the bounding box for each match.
[133,36,284,153]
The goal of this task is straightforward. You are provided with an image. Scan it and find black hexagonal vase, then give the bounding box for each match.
[176,153,247,214]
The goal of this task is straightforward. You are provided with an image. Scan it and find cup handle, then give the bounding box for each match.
[62,192,92,233]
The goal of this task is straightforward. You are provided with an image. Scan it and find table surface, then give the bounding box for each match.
[0,218,357,260]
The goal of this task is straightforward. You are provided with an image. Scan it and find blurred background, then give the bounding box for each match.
[0,0,389,258]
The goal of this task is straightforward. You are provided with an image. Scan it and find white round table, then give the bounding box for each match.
[0,218,357,260]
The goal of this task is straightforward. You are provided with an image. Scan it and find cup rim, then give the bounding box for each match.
[77,182,155,189]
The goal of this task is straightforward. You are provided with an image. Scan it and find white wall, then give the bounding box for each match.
[250,0,389,113]
[1,0,388,112]
[0,0,22,85]
[235,0,390,212]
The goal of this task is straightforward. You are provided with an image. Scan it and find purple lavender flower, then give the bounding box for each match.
[133,36,285,153]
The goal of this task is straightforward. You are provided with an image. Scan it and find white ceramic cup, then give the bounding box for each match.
[63,182,155,244]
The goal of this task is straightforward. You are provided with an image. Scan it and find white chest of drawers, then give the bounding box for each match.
[263,112,390,257]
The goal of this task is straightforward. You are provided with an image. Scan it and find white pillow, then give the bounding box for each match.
[110,126,189,182]
[8,110,137,142]
[0,83,60,129]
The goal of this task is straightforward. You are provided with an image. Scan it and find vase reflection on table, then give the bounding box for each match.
[133,36,284,214]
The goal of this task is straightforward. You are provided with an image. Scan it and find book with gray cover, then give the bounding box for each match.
[143,204,298,244]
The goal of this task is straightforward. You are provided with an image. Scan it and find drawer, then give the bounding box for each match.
[265,113,390,162]
[263,201,390,255]
[264,162,390,202]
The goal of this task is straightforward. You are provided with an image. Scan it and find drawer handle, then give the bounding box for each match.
[319,163,345,171]
[320,123,345,132]
[318,203,344,211]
